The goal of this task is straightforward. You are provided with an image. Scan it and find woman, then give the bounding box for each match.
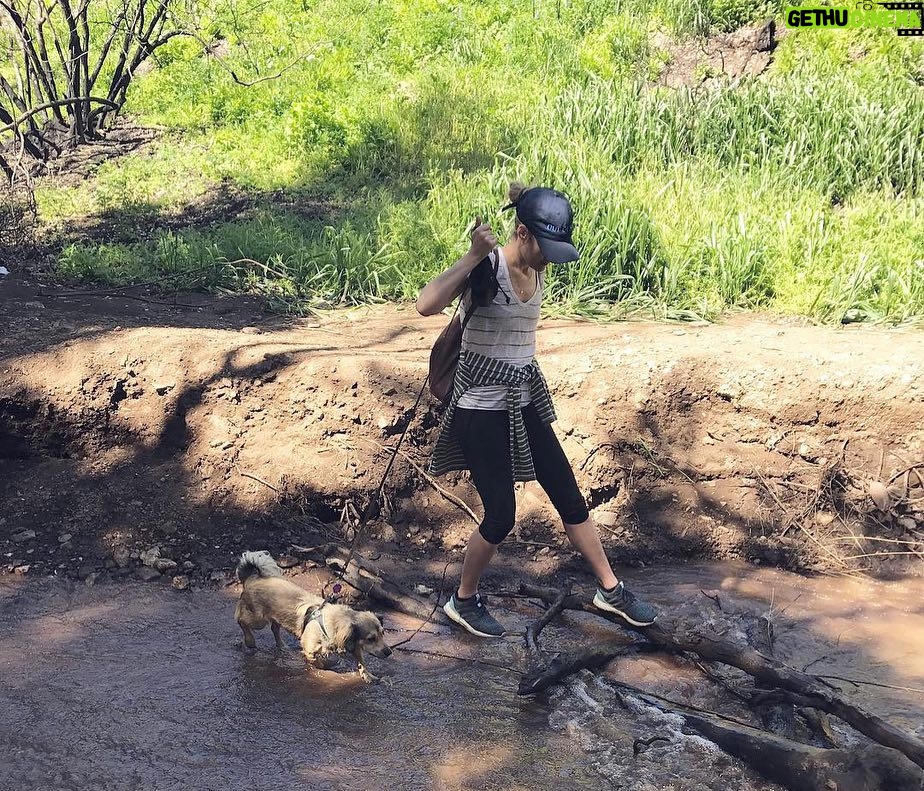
[416,183,658,638]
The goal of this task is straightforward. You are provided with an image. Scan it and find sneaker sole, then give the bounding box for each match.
[443,599,505,638]
[592,592,657,627]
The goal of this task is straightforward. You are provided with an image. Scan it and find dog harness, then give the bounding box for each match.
[300,604,330,640]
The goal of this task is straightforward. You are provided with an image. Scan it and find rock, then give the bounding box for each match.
[154,381,175,395]
[595,511,621,528]
[209,570,226,583]
[868,481,892,512]
[85,572,100,587]
[897,516,918,532]
[240,326,261,334]
[815,511,837,527]
[112,546,131,568]
[172,575,190,590]
[141,547,162,567]
[57,533,72,543]
[153,558,177,573]
[12,530,36,543]
[277,555,298,569]
[162,521,178,536]
[182,560,196,570]
[77,564,96,581]
[13,564,30,575]
[378,524,398,542]
[754,18,775,51]
[136,566,162,582]
[414,584,434,596]
[383,387,397,397]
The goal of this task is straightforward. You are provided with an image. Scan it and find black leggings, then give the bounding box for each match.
[453,403,590,545]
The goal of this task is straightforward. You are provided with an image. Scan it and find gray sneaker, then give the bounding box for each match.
[443,592,506,638]
[593,581,658,626]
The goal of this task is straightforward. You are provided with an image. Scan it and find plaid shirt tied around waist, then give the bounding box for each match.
[428,349,557,482]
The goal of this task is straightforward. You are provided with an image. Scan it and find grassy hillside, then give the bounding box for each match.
[36,0,924,323]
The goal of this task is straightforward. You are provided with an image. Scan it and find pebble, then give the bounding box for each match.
[172,575,190,591]
[12,530,36,543]
[141,547,162,567]
[136,567,161,582]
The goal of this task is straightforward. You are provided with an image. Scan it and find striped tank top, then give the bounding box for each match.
[457,248,543,410]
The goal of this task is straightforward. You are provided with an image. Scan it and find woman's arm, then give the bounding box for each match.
[416,221,498,316]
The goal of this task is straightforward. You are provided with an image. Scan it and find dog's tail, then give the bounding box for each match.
[236,550,283,583]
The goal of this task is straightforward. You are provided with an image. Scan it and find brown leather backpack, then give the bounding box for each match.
[427,251,501,404]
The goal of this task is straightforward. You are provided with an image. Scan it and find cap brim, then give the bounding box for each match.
[536,236,580,264]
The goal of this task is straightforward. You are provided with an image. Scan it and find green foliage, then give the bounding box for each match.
[36,0,924,324]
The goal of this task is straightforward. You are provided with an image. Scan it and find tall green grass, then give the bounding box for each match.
[36,1,924,324]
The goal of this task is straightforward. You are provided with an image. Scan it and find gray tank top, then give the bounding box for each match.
[457,248,542,410]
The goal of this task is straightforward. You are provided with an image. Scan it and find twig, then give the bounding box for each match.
[816,675,924,696]
[839,551,921,560]
[362,438,478,523]
[392,645,521,674]
[525,587,568,656]
[889,462,924,485]
[700,590,722,610]
[237,468,280,493]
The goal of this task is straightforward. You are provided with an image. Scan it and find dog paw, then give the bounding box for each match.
[359,668,379,684]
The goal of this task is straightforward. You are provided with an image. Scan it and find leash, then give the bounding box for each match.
[321,307,455,601]
[321,245,496,601]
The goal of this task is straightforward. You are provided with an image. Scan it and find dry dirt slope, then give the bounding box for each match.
[1,277,923,584]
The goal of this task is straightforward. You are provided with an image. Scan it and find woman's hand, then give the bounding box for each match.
[415,217,498,316]
[469,217,498,262]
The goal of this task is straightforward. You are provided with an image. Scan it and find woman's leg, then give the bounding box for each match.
[524,405,659,625]
[453,407,516,596]
[457,530,499,598]
[523,404,618,588]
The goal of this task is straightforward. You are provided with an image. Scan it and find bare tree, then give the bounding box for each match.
[0,0,193,181]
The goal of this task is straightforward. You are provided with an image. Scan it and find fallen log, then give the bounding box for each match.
[518,642,660,695]
[521,583,924,771]
[614,682,924,791]
[323,548,452,626]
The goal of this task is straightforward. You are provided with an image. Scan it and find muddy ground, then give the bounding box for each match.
[1,270,923,593]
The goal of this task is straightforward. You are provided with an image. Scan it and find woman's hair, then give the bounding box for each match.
[508,180,530,206]
[507,181,531,234]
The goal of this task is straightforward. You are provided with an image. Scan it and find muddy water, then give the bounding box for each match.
[1,563,922,791]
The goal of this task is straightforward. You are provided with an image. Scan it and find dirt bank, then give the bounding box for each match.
[1,272,923,588]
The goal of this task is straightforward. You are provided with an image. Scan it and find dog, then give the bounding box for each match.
[234,550,391,683]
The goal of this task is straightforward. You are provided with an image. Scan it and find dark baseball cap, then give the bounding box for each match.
[503,187,579,263]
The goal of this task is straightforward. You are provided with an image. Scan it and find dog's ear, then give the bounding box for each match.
[344,624,359,653]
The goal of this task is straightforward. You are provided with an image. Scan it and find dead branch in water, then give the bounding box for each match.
[612,679,924,791]
[320,546,452,626]
[519,583,924,775]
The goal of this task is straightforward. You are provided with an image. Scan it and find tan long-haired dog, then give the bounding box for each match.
[234,550,391,683]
